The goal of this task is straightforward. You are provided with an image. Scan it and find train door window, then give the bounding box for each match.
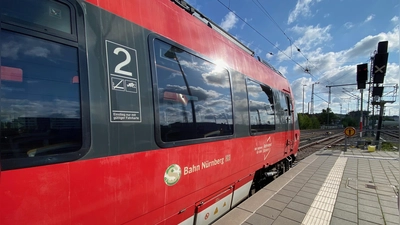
[286,95,291,116]
[1,0,73,34]
[275,91,289,125]
[0,0,88,170]
[151,38,233,144]
[246,79,275,134]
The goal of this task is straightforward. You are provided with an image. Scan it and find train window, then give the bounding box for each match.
[286,95,291,116]
[1,0,72,34]
[275,91,291,125]
[0,0,88,170]
[246,79,276,134]
[152,39,233,143]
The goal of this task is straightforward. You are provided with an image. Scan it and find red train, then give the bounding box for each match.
[0,0,299,224]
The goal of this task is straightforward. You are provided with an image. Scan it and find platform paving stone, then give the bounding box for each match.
[358,204,384,216]
[332,208,357,223]
[263,199,287,211]
[270,194,293,204]
[333,201,357,213]
[282,184,302,193]
[288,181,307,187]
[358,211,385,225]
[300,186,321,194]
[303,183,322,190]
[383,213,400,224]
[216,148,399,225]
[379,199,398,208]
[255,206,280,220]
[291,195,314,206]
[271,216,299,225]
[379,195,398,203]
[246,213,274,225]
[330,216,357,225]
[280,208,306,223]
[357,192,379,201]
[358,198,380,208]
[381,205,399,215]
[386,222,399,225]
[278,189,298,198]
[338,187,357,195]
[285,201,310,214]
[296,190,317,200]
[337,192,358,201]
[358,219,383,225]
[336,196,357,206]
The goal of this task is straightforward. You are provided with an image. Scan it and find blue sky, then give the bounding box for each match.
[186,0,399,117]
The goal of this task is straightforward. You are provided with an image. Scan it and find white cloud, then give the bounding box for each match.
[391,16,399,23]
[289,26,399,115]
[277,24,332,61]
[220,12,238,31]
[344,26,399,60]
[364,14,375,23]
[344,22,353,29]
[287,0,322,24]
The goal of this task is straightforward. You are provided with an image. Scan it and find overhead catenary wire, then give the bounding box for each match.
[216,0,316,79]
[252,0,309,62]
[216,0,382,114]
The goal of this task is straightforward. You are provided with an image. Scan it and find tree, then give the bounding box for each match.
[297,113,320,129]
[341,115,357,127]
[298,113,311,129]
[317,108,336,125]
[310,116,320,129]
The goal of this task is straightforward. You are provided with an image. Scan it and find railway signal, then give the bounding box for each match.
[372,41,389,97]
[356,63,368,90]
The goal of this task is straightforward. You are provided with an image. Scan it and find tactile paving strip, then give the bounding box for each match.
[301,153,347,225]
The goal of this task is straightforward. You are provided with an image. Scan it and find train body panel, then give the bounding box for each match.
[0,0,299,224]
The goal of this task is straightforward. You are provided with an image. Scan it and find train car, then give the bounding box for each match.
[0,0,300,224]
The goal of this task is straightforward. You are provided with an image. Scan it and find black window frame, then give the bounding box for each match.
[0,0,90,170]
[245,78,276,135]
[148,33,234,148]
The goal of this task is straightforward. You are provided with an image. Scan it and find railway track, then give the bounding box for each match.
[296,132,346,162]
[382,130,399,139]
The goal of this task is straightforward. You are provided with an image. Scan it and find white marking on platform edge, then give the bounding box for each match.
[301,153,347,225]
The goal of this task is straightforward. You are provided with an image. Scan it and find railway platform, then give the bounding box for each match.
[214,147,399,225]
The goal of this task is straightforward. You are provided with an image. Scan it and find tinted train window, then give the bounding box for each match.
[276,91,291,125]
[1,0,72,34]
[152,39,233,143]
[246,79,275,134]
[0,0,87,170]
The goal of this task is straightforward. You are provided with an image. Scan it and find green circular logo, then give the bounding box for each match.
[164,164,182,186]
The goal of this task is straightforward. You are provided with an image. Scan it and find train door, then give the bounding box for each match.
[285,95,294,151]
[278,92,294,153]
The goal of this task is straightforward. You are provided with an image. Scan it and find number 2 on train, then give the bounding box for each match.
[113,47,132,76]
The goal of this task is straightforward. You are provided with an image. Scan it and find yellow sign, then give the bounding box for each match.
[214,207,219,215]
[344,127,356,137]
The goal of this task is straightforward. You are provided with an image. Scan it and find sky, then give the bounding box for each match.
[185,0,400,117]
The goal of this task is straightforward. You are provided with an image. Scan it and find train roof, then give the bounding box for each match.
[86,0,291,93]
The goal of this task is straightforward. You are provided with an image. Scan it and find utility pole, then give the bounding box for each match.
[311,82,319,114]
[327,86,331,127]
[366,55,375,136]
[360,89,363,138]
[302,84,307,114]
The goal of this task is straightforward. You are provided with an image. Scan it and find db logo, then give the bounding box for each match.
[204,213,210,220]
